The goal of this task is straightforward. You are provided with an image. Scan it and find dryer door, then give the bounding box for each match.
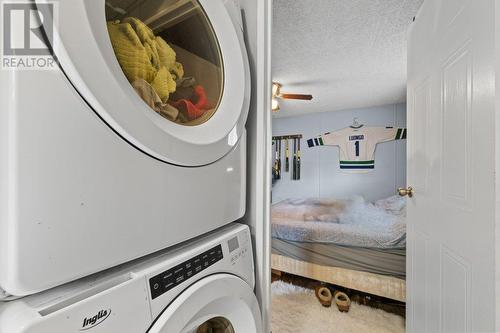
[37,0,249,166]
[148,274,262,333]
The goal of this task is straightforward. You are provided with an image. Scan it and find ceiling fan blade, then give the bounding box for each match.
[280,93,313,101]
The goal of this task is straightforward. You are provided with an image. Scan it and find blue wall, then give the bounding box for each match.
[272,103,407,203]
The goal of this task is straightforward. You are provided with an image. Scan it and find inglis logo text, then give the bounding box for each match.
[80,309,111,331]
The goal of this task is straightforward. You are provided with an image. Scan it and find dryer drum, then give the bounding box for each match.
[105,0,224,126]
[44,0,251,167]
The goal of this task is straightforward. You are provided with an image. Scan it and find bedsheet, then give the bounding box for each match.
[272,238,406,278]
[271,196,406,249]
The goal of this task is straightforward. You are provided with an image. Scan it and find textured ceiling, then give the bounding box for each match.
[272,0,423,118]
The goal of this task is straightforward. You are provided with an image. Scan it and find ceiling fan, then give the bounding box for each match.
[272,82,313,112]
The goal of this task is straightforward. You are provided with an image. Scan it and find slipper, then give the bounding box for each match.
[334,291,351,312]
[314,286,333,307]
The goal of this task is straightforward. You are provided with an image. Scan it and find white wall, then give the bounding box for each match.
[272,103,407,203]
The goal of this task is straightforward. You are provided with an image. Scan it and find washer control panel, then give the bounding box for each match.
[149,244,223,299]
[227,235,248,265]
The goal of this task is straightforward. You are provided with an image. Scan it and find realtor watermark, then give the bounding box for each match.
[1,1,58,70]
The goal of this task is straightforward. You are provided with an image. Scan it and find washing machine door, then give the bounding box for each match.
[38,0,250,166]
[148,274,262,333]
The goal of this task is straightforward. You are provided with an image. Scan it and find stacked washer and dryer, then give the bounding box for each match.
[0,0,261,332]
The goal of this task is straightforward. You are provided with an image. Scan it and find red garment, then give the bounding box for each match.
[170,85,211,121]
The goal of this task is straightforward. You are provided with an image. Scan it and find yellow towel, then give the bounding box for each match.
[107,17,183,102]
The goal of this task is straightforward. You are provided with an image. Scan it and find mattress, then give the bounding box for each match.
[272,238,406,279]
[271,196,406,249]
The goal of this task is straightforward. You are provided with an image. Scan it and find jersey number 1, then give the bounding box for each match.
[354,141,360,157]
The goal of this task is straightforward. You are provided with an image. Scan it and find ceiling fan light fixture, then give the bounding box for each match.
[272,82,281,97]
[272,98,280,112]
[271,81,313,113]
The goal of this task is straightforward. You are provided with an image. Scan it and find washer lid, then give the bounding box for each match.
[38,0,250,166]
[148,274,261,333]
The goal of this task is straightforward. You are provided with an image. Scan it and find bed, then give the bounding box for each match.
[271,196,407,302]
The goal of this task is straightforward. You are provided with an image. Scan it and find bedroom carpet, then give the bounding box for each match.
[271,281,405,333]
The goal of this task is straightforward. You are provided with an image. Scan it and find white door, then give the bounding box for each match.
[406,0,496,332]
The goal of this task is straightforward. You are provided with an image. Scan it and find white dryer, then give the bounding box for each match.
[0,223,262,333]
[0,0,250,297]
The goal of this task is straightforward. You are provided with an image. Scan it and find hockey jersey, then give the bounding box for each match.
[307,126,406,172]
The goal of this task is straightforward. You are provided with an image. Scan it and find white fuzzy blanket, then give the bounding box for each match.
[271,281,405,333]
[271,196,406,248]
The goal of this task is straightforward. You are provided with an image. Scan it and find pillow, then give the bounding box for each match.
[375,195,406,214]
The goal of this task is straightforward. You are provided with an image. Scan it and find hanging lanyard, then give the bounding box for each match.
[296,138,301,180]
[277,139,282,179]
[292,138,297,180]
[285,139,290,172]
[273,140,278,179]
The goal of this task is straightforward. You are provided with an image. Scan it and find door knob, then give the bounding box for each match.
[398,186,414,198]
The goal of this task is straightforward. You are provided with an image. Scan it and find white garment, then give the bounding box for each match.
[307,126,406,173]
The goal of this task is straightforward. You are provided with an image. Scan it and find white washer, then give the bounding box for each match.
[0,0,250,296]
[0,223,262,333]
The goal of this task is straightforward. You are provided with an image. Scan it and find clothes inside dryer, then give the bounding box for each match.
[106,0,223,125]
